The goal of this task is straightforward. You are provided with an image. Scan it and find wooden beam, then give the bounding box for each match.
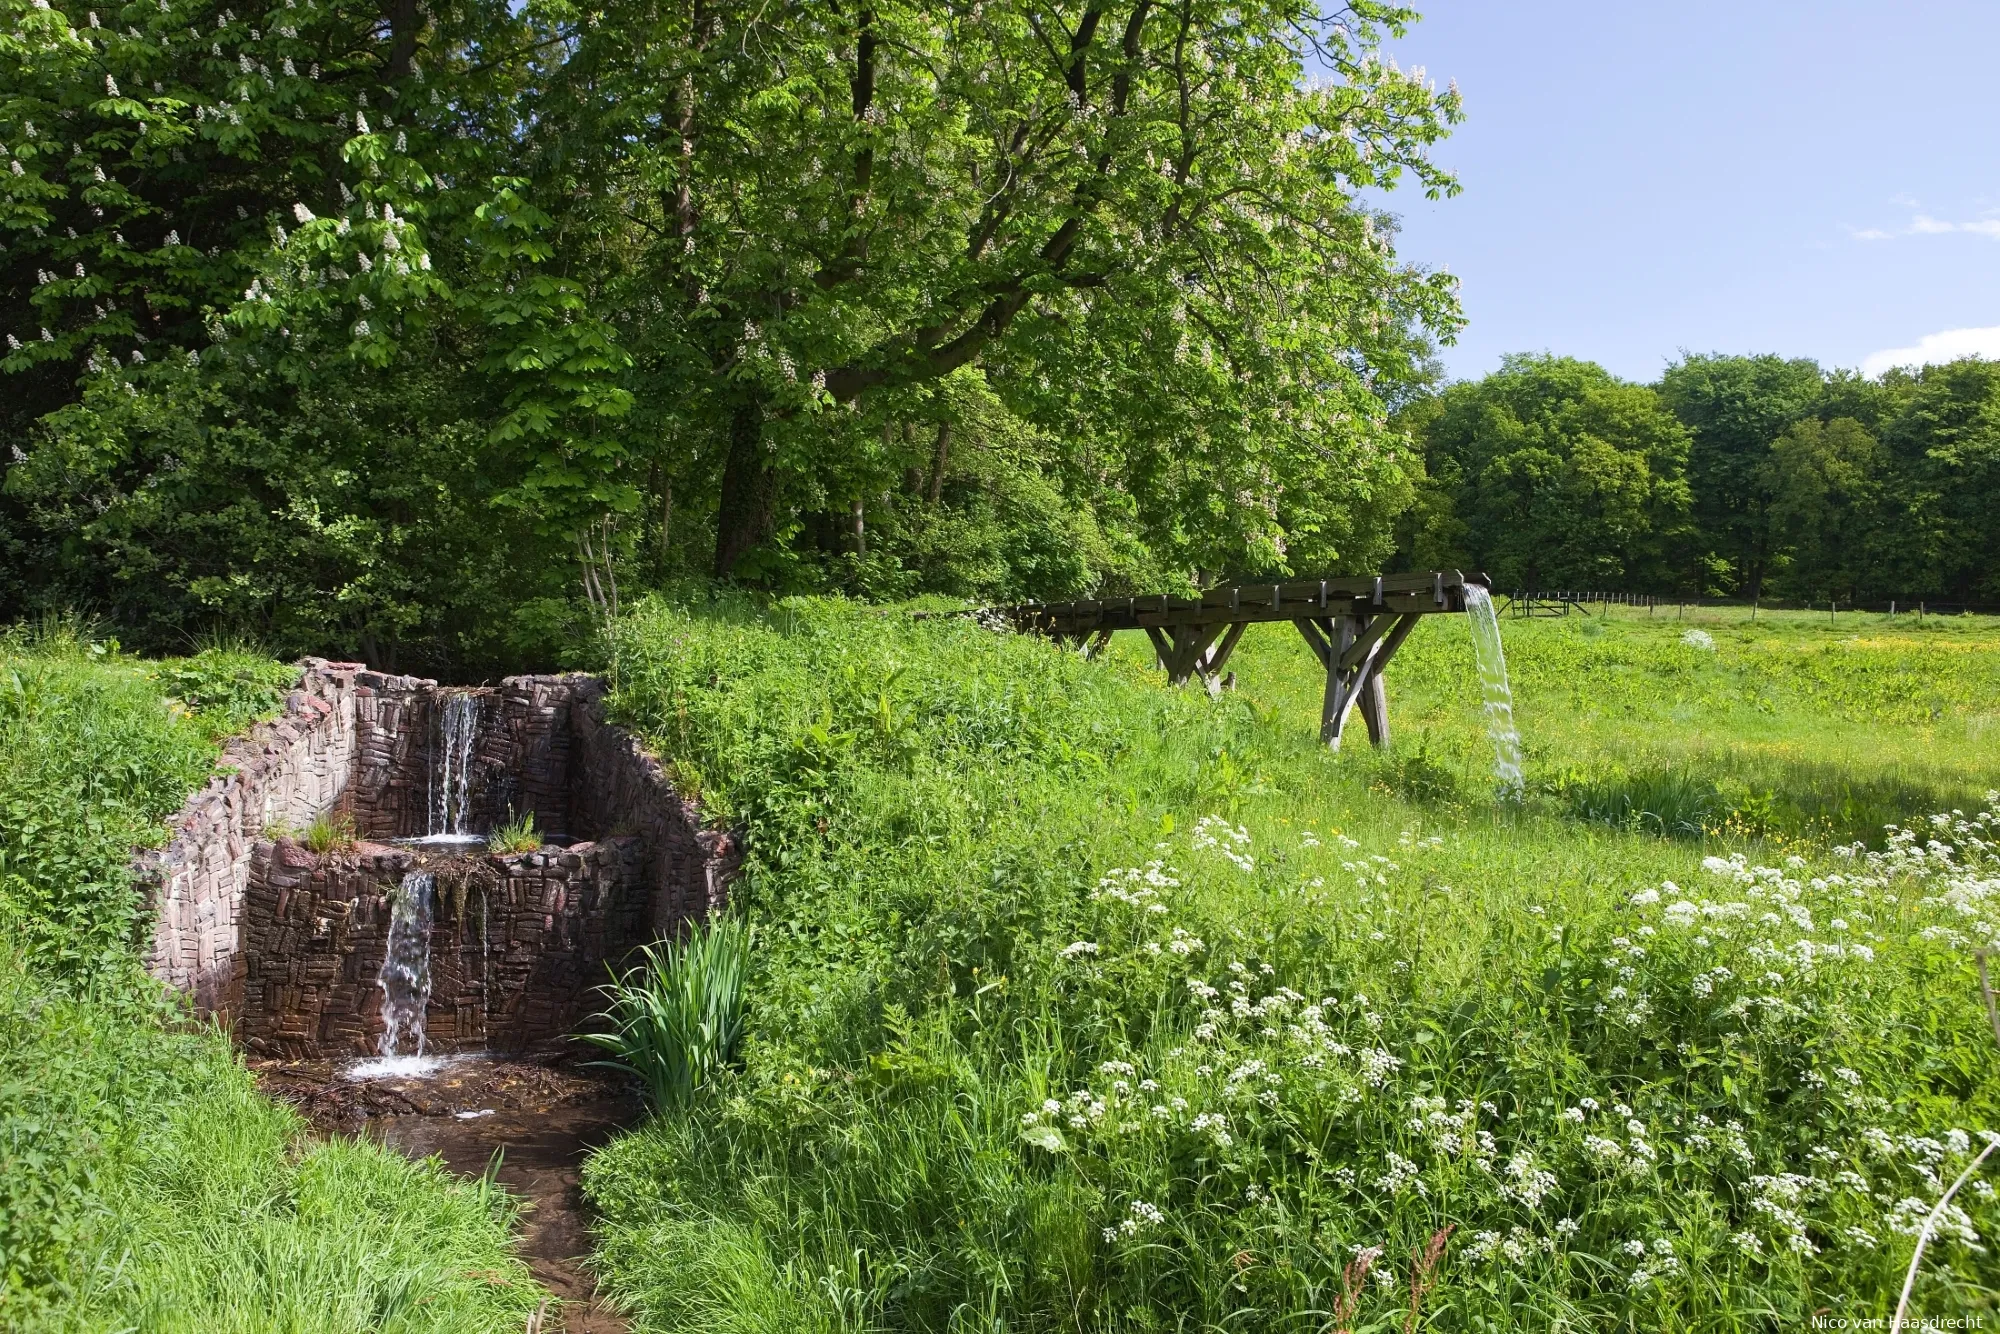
[1336,611,1398,671]
[1351,613,1419,747]
[1197,621,1249,697]
[1295,616,1333,670]
[1320,616,1361,747]
[945,574,1474,750]
[1002,571,1485,638]
[1162,623,1226,686]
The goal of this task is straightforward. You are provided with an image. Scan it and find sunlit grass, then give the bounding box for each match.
[583,594,2000,1332]
[1172,604,2000,846]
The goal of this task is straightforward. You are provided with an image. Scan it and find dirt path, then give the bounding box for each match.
[256,1054,640,1333]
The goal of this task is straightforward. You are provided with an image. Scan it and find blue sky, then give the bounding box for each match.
[1374,0,2000,384]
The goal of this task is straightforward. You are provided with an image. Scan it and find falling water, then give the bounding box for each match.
[376,870,434,1060]
[429,692,479,838]
[1461,585,1524,797]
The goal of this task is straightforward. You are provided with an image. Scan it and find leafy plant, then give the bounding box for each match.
[301,811,359,856]
[580,594,2000,1332]
[581,917,751,1112]
[486,809,543,855]
[149,650,302,739]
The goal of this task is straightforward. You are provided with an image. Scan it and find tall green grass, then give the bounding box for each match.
[583,917,753,1111]
[583,594,2000,1332]
[0,624,542,1329]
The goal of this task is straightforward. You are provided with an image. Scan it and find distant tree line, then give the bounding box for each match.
[1402,352,2000,604]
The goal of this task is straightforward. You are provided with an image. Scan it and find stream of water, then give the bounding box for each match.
[1461,585,1524,797]
[429,692,479,838]
[371,870,435,1071]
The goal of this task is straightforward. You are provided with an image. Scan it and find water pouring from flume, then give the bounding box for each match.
[1460,585,1524,798]
[377,869,434,1059]
[429,692,478,838]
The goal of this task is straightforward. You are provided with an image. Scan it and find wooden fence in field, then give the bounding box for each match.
[1502,592,2000,619]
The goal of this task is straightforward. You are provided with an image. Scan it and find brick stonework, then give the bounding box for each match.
[137,660,737,1054]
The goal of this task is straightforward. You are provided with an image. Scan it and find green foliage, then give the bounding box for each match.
[582,594,2000,1331]
[1411,352,2000,606]
[1658,353,1827,598]
[581,917,752,1113]
[1763,415,1884,599]
[1410,354,1692,590]
[0,639,218,975]
[485,808,541,855]
[8,331,585,672]
[1555,765,1725,839]
[0,953,540,1332]
[150,647,301,739]
[6,0,1466,654]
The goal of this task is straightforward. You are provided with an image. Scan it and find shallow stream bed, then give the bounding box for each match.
[256,1052,639,1333]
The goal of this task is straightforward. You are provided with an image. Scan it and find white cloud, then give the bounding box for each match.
[1858,212,2000,242]
[1861,326,2000,377]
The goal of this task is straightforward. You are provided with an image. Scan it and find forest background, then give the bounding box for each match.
[3,0,1997,678]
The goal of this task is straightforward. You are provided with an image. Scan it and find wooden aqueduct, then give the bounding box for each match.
[979,571,1490,750]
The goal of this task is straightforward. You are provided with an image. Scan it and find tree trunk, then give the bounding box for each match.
[926,421,952,504]
[387,0,420,78]
[850,497,867,555]
[658,479,673,576]
[713,396,774,578]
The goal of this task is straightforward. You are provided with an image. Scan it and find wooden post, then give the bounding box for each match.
[1322,616,1356,747]
[1296,612,1417,750]
[1359,672,1390,747]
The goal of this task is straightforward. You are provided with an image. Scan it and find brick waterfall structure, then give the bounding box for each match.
[137,660,739,1058]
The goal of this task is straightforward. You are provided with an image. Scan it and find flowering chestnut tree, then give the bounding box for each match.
[521,0,1465,576]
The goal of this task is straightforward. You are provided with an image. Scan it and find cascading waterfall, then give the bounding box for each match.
[1461,585,1524,797]
[429,692,479,837]
[377,870,435,1058]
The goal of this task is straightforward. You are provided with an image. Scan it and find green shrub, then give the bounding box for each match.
[0,650,218,976]
[1557,765,1725,838]
[150,648,302,740]
[581,917,751,1112]
[486,808,543,855]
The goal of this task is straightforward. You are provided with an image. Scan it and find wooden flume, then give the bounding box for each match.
[974,571,1490,750]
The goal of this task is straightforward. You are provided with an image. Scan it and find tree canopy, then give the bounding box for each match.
[3,0,1468,668]
[1406,354,1689,591]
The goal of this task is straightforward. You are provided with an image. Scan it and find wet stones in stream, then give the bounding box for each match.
[254,1051,641,1333]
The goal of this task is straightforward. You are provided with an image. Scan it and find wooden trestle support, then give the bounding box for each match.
[987,571,1488,750]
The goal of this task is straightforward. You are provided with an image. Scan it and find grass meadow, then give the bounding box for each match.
[0,624,542,1331]
[584,595,2000,1333]
[6,600,1997,1331]
[1198,603,2000,849]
